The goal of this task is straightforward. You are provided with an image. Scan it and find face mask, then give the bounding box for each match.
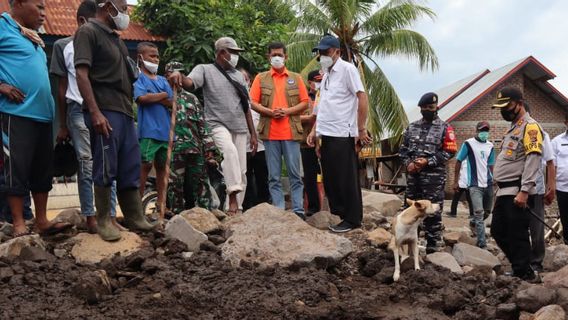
[270,56,285,69]
[109,1,130,31]
[421,110,436,122]
[143,60,158,74]
[319,55,334,71]
[478,131,490,142]
[500,106,518,122]
[225,53,239,68]
[314,82,321,90]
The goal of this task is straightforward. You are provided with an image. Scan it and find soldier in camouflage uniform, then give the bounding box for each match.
[165,62,220,212]
[399,92,457,253]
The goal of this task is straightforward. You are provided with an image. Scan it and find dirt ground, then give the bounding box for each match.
[0,216,528,320]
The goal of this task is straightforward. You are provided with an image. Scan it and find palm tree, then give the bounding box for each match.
[287,0,438,146]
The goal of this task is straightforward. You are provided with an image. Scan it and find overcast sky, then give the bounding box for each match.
[378,0,568,108]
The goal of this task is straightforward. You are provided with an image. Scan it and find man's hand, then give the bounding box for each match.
[0,83,25,103]
[307,129,316,147]
[90,110,112,138]
[453,182,460,193]
[544,188,555,206]
[414,157,428,170]
[160,98,173,109]
[407,162,418,175]
[356,129,372,149]
[56,126,70,143]
[514,191,529,208]
[273,108,285,119]
[168,71,183,88]
[250,134,258,156]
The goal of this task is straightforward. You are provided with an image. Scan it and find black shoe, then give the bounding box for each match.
[329,221,358,233]
[426,246,437,254]
[294,212,306,221]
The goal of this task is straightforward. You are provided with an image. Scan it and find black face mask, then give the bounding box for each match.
[500,107,518,122]
[421,110,436,122]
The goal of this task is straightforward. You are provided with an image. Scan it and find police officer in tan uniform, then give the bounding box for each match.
[491,87,543,281]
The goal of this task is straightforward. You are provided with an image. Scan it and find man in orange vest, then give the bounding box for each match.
[250,42,309,219]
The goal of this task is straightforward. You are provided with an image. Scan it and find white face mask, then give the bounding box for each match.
[143,60,158,74]
[314,82,321,90]
[270,56,285,69]
[109,1,130,31]
[226,53,239,68]
[319,55,334,71]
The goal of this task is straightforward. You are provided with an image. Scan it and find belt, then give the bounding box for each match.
[497,179,521,189]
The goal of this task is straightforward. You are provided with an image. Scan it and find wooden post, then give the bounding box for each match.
[160,87,178,220]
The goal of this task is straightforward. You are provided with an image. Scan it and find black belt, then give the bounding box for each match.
[497,179,521,189]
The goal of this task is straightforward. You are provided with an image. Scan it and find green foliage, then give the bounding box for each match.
[287,0,438,145]
[134,0,295,74]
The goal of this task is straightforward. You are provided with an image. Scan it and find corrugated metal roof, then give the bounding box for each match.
[0,1,164,42]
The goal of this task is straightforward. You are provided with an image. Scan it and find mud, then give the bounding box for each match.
[0,230,522,320]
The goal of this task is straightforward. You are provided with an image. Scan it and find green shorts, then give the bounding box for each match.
[140,138,168,164]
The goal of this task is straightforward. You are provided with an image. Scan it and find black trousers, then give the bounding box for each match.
[491,195,533,277]
[319,136,362,226]
[450,187,474,216]
[301,147,321,213]
[556,190,568,243]
[243,151,270,210]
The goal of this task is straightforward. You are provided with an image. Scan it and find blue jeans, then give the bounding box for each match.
[264,140,304,215]
[67,102,117,217]
[469,186,493,247]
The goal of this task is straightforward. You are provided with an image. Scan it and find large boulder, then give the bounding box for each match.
[533,305,566,320]
[306,211,341,230]
[165,215,207,252]
[543,265,568,289]
[367,228,392,248]
[515,286,557,313]
[543,245,568,272]
[180,207,222,234]
[222,203,353,268]
[451,243,501,269]
[53,208,86,230]
[425,252,464,274]
[70,232,145,265]
[361,190,403,217]
[0,234,46,258]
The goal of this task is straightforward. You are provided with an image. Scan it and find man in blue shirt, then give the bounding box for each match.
[133,42,173,213]
[0,0,71,237]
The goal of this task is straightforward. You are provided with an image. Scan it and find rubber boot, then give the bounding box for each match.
[95,186,122,241]
[118,188,157,231]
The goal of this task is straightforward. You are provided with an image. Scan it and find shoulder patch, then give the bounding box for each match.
[523,123,543,155]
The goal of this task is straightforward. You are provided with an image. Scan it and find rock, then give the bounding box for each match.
[361,190,403,217]
[0,232,7,243]
[181,252,193,260]
[70,232,145,265]
[53,249,66,258]
[200,240,219,252]
[208,234,226,245]
[72,270,112,305]
[515,286,557,312]
[306,211,341,230]
[443,232,462,245]
[554,288,568,312]
[495,303,519,320]
[425,252,464,274]
[543,245,568,272]
[519,311,533,320]
[221,203,353,268]
[180,207,222,234]
[367,228,392,248]
[0,234,46,258]
[0,267,14,282]
[533,305,566,320]
[19,246,55,262]
[462,266,474,274]
[152,293,162,299]
[451,243,500,269]
[0,223,13,236]
[543,265,568,289]
[362,211,388,226]
[445,227,472,235]
[53,208,86,230]
[211,209,227,221]
[165,215,207,252]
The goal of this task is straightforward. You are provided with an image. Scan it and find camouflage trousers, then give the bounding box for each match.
[168,153,212,213]
[405,173,445,247]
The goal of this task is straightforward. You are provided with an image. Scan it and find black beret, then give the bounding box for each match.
[418,92,438,107]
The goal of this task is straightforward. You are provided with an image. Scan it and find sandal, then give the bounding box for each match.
[226,210,238,217]
[37,222,73,236]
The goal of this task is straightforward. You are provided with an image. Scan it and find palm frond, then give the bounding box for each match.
[360,1,435,35]
[363,29,438,71]
[286,32,322,73]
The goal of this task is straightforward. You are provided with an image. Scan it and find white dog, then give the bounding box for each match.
[389,199,440,282]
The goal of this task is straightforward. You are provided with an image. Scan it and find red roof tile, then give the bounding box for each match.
[0,0,164,42]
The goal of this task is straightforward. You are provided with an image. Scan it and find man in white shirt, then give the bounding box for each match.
[453,121,495,248]
[307,35,370,233]
[551,114,568,243]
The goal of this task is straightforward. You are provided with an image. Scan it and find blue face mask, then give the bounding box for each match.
[478,131,490,142]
